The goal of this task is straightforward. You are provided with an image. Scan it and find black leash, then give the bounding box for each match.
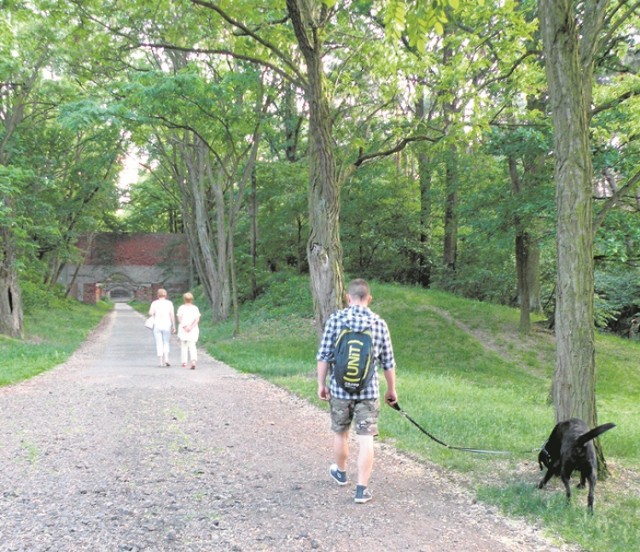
[389,401,516,456]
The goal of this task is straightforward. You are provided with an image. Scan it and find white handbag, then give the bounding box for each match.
[144,317,154,329]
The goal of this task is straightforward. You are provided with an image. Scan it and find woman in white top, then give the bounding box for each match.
[148,288,175,367]
[177,292,201,369]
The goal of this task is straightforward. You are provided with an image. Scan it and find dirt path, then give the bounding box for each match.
[0,304,576,551]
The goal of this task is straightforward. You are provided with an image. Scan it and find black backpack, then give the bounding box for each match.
[332,327,375,393]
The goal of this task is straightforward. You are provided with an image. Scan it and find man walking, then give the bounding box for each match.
[317,279,397,504]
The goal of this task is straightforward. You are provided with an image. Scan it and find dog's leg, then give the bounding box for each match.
[587,474,596,514]
[577,473,586,489]
[538,469,554,489]
[561,474,572,503]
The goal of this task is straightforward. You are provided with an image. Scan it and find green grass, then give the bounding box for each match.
[0,298,111,386]
[200,274,640,551]
[477,483,640,552]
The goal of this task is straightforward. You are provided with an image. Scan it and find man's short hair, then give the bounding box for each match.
[348,279,370,301]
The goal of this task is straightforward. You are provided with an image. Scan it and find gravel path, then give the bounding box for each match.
[0,304,576,551]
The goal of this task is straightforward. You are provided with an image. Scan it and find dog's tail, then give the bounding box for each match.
[577,423,616,447]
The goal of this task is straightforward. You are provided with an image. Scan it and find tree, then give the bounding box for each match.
[1,1,126,334]
[0,4,50,338]
[285,0,345,331]
[175,1,403,330]
[122,60,269,324]
[538,0,607,463]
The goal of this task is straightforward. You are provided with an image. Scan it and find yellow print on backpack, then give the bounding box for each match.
[333,328,374,393]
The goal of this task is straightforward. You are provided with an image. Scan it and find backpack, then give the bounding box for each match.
[332,327,375,393]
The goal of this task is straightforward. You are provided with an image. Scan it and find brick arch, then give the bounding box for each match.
[101,272,135,302]
[59,233,190,304]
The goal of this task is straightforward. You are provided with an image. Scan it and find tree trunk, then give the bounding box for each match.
[283,83,302,163]
[417,149,433,287]
[209,162,232,321]
[249,167,259,299]
[509,156,531,333]
[522,93,547,314]
[539,0,609,474]
[0,105,27,339]
[443,146,459,271]
[178,137,228,322]
[0,219,23,339]
[526,243,542,313]
[228,181,240,337]
[416,90,432,287]
[287,0,345,333]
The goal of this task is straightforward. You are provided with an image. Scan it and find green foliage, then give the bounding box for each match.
[383,0,473,48]
[2,0,639,346]
[249,159,309,273]
[0,0,125,297]
[341,164,422,282]
[119,174,180,233]
[595,208,640,265]
[20,281,69,312]
[594,267,640,331]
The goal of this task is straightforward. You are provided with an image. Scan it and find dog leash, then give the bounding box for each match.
[389,401,516,456]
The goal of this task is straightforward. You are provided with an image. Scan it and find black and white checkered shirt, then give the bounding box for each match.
[317,305,396,400]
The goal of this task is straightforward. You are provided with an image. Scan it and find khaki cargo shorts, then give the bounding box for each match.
[329,397,379,436]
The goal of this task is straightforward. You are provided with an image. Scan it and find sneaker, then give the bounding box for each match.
[329,464,348,486]
[354,485,372,504]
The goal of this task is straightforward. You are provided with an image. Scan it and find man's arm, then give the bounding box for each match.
[383,367,397,406]
[317,360,331,401]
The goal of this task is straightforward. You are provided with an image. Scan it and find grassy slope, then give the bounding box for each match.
[202,276,640,552]
[0,299,111,386]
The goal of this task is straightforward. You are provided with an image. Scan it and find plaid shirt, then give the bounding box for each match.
[317,305,396,400]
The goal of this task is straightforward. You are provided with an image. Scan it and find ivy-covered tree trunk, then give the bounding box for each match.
[539,0,609,473]
[287,0,344,333]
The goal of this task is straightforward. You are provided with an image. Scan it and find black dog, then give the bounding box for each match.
[538,418,615,513]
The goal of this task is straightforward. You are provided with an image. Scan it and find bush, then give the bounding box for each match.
[20,281,69,313]
[595,268,640,334]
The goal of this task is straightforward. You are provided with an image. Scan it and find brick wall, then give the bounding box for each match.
[79,233,188,266]
[60,233,191,304]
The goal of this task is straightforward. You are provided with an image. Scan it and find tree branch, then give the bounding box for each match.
[593,168,640,232]
[189,0,306,85]
[137,42,305,89]
[591,86,640,117]
[353,134,441,168]
[599,0,640,58]
[481,50,542,88]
